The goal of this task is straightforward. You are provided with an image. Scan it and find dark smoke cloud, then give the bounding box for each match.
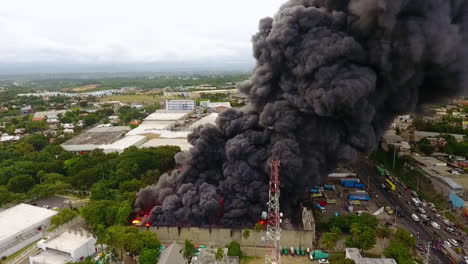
[135,0,468,227]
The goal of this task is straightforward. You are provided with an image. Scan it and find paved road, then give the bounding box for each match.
[351,156,456,264]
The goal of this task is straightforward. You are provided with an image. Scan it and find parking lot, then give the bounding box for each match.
[303,175,390,221]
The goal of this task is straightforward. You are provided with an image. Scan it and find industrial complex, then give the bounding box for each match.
[61,100,223,154]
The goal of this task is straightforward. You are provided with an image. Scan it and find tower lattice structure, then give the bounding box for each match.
[265,160,281,264]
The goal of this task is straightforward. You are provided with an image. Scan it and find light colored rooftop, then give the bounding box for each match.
[33,110,68,118]
[0,204,57,242]
[145,110,190,121]
[99,135,147,153]
[140,138,192,151]
[346,248,397,264]
[30,248,72,264]
[61,126,131,150]
[189,113,218,130]
[87,125,130,133]
[40,230,95,253]
[207,102,231,108]
[414,131,464,141]
[157,242,185,264]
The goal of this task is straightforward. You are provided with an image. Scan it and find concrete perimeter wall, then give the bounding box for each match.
[142,227,315,249]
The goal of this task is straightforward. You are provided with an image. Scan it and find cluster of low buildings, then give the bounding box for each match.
[60,99,230,154]
[17,87,137,99]
[383,113,468,210]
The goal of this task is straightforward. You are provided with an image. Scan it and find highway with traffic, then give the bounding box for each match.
[352,155,468,264]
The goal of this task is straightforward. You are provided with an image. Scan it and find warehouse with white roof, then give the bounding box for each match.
[0,204,57,258]
[30,230,97,264]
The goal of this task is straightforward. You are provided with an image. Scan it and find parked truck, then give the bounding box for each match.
[309,188,321,193]
[339,178,360,184]
[349,193,370,201]
[354,183,366,189]
[315,204,326,213]
[323,185,335,191]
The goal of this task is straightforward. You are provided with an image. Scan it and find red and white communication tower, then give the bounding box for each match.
[265,160,281,264]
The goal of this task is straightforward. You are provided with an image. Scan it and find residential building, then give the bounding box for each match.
[165,100,195,111]
[20,105,33,115]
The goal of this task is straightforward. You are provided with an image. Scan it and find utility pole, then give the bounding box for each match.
[425,241,432,264]
[392,146,397,169]
[394,207,397,227]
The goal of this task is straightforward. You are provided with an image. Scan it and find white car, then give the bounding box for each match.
[418,208,426,214]
[443,219,452,226]
[411,214,420,222]
[431,221,440,230]
[421,201,427,207]
[318,259,330,264]
[420,214,429,221]
[448,239,459,247]
[444,241,452,247]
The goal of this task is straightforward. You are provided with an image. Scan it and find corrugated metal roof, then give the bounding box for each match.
[441,177,464,190]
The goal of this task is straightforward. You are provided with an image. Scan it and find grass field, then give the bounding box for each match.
[101,95,163,104]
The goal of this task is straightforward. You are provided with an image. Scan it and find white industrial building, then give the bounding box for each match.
[189,113,218,130]
[61,125,131,153]
[0,204,57,258]
[99,135,147,153]
[30,230,97,264]
[165,100,195,111]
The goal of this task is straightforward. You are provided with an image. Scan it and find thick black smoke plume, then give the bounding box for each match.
[135,0,468,227]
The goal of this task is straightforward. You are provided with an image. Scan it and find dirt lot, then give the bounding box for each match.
[63,84,101,92]
[101,95,162,104]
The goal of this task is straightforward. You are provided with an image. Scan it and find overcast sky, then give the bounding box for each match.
[0,0,285,68]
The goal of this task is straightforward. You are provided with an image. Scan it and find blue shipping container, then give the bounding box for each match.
[349,194,370,201]
[339,178,360,184]
[342,182,355,188]
[354,183,365,188]
[324,185,335,190]
[309,188,320,193]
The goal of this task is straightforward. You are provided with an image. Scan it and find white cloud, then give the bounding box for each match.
[0,0,285,64]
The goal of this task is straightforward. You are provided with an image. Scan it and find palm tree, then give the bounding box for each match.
[242,228,251,240]
[215,248,224,261]
[180,239,197,264]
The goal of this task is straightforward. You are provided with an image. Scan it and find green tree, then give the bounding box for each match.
[329,253,356,264]
[242,228,251,240]
[226,241,242,257]
[180,240,197,264]
[376,225,393,239]
[115,201,133,225]
[119,179,144,193]
[345,224,376,252]
[139,248,160,264]
[141,169,161,185]
[50,208,79,228]
[253,223,263,232]
[321,232,339,250]
[0,186,12,206]
[215,248,224,261]
[384,241,413,264]
[43,173,66,184]
[7,174,35,193]
[418,138,435,155]
[393,228,416,248]
[138,231,161,250]
[90,180,119,201]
